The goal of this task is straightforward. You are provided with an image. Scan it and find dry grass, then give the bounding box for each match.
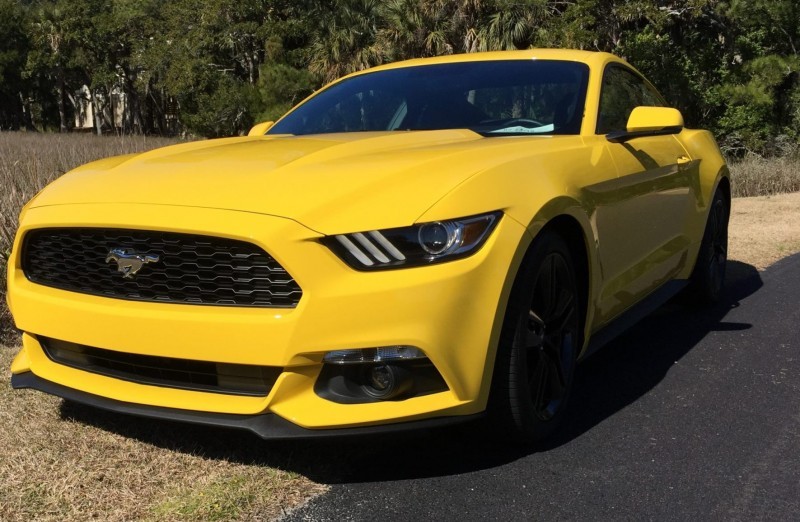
[729,154,800,198]
[0,132,182,345]
[0,132,180,250]
[0,346,325,522]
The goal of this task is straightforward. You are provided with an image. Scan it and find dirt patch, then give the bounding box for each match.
[728,192,800,269]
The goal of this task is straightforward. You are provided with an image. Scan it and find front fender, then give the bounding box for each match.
[417,162,602,402]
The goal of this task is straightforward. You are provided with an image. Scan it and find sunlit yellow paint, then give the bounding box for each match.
[247,120,274,136]
[7,50,727,431]
[626,106,685,132]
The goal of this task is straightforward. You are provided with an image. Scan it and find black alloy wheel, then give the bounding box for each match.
[492,230,581,443]
[689,188,729,303]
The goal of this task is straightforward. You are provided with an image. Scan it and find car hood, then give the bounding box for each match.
[30,130,556,234]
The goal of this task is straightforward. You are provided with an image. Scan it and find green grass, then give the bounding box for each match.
[148,471,301,521]
[151,475,254,521]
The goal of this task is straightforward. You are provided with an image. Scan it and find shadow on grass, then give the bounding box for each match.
[60,260,763,484]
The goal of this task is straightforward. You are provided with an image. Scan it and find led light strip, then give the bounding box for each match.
[335,235,374,266]
[352,233,390,263]
[367,231,406,260]
[335,231,407,267]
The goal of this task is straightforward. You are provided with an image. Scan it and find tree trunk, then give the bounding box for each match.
[19,92,34,130]
[91,89,103,135]
[57,68,68,132]
[107,83,116,133]
[246,53,256,84]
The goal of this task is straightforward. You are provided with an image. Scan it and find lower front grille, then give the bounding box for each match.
[40,337,281,397]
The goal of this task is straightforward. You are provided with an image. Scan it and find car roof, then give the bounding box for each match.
[356,49,628,76]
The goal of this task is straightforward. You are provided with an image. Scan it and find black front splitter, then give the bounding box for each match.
[11,371,482,440]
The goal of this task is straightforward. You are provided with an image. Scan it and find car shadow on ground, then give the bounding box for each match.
[60,260,763,484]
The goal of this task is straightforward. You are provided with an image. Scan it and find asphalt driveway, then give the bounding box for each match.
[57,255,799,521]
[284,254,800,521]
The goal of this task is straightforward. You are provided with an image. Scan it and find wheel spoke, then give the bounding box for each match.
[529,351,549,410]
[521,310,545,349]
[542,339,567,389]
[544,350,566,397]
[531,254,577,415]
[534,256,555,319]
[548,289,575,331]
[511,240,581,425]
[548,255,558,317]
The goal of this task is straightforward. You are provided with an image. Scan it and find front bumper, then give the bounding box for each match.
[11,372,483,439]
[8,203,527,432]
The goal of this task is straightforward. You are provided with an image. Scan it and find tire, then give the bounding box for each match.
[491,230,581,444]
[688,189,729,304]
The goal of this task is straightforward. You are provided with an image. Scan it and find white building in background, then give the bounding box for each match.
[72,84,179,133]
[72,85,129,132]
[73,85,94,130]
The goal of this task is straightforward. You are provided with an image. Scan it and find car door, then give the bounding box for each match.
[593,64,699,326]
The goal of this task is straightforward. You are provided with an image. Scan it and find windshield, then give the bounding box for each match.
[268,60,590,137]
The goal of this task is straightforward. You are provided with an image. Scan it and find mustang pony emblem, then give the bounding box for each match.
[105,248,160,279]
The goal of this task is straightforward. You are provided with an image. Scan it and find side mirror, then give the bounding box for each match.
[606,107,683,143]
[247,121,274,136]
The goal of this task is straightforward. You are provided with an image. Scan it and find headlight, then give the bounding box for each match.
[323,211,501,270]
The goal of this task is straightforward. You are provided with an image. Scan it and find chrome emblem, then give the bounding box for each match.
[105,248,160,279]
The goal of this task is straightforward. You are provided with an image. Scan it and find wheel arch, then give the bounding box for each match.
[481,199,599,409]
[716,171,731,210]
[525,196,599,351]
[482,205,598,428]
[539,215,591,356]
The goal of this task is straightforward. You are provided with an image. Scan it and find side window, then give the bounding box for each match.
[596,66,664,134]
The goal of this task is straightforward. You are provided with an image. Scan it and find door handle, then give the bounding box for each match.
[676,155,692,170]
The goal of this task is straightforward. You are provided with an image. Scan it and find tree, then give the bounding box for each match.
[25,0,100,132]
[716,0,800,152]
[4,0,798,148]
[379,0,452,59]
[0,0,29,129]
[307,0,386,82]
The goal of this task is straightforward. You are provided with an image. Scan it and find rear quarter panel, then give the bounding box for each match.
[675,128,730,279]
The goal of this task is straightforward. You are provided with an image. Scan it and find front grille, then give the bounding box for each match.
[41,337,282,397]
[22,228,302,307]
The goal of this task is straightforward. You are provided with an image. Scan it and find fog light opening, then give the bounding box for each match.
[315,346,448,404]
[361,363,413,400]
[369,365,392,391]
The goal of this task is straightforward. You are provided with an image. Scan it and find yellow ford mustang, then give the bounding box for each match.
[7,49,729,442]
